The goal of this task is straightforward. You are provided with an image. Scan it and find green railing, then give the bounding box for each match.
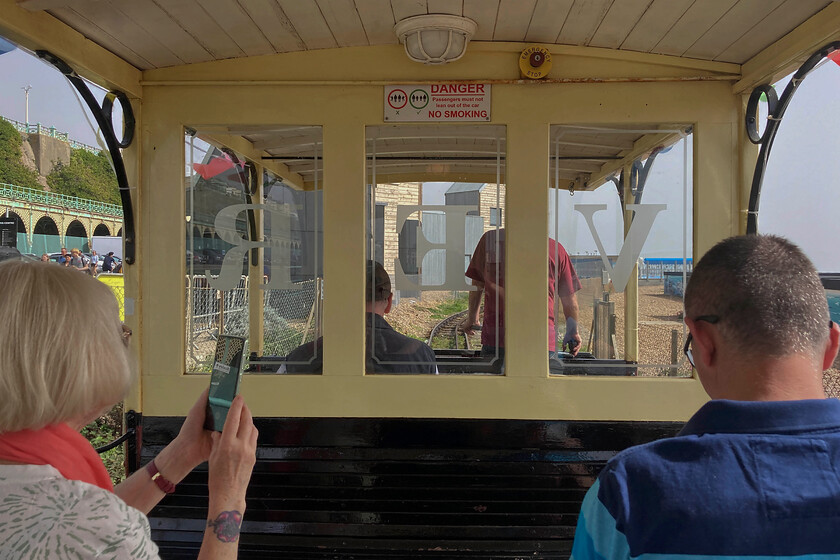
[1,116,100,154]
[0,183,123,217]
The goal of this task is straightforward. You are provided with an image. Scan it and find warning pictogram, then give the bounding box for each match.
[409,89,429,109]
[387,89,408,109]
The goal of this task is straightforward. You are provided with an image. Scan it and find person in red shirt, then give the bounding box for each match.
[460,229,582,370]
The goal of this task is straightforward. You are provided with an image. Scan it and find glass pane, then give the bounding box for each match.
[366,124,506,374]
[548,124,693,377]
[185,126,323,374]
[758,61,840,397]
[263,170,323,374]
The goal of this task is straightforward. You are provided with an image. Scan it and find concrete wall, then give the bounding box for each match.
[23,133,71,175]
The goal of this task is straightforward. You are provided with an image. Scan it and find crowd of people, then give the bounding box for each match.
[40,247,121,276]
[0,233,839,559]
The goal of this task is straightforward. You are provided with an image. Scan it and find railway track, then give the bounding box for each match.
[427,309,472,350]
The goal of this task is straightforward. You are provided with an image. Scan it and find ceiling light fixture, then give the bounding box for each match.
[394,14,477,65]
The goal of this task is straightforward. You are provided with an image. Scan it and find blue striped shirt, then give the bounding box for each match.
[571,399,840,560]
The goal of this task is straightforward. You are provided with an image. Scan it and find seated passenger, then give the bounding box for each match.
[571,235,840,560]
[283,260,437,373]
[0,260,258,559]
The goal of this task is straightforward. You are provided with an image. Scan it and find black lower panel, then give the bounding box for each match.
[139,417,683,559]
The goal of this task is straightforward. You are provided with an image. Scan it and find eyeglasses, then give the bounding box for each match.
[121,324,132,347]
[683,315,720,369]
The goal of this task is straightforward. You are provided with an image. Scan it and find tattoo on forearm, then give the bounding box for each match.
[207,510,242,543]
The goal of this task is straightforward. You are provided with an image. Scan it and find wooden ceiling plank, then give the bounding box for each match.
[278,0,337,50]
[355,0,397,44]
[619,0,694,53]
[463,0,498,41]
[426,0,461,16]
[16,0,85,10]
[556,139,635,151]
[390,0,426,22]
[315,0,367,46]
[239,0,307,52]
[197,0,275,56]
[152,0,245,60]
[718,0,832,64]
[589,0,654,49]
[113,0,215,65]
[651,0,739,57]
[256,137,324,151]
[67,0,183,67]
[48,6,154,70]
[493,0,536,42]
[682,0,785,61]
[557,0,614,46]
[524,0,573,44]
[0,0,141,94]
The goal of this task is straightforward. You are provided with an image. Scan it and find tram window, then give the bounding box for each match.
[365,124,506,374]
[548,124,693,377]
[757,63,840,398]
[185,126,323,375]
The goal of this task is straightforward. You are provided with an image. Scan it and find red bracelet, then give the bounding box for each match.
[146,459,176,494]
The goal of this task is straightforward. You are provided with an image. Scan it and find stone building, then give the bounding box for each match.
[444,182,506,233]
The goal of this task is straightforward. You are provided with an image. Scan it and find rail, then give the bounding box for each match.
[1,116,100,153]
[427,309,471,350]
[0,182,124,217]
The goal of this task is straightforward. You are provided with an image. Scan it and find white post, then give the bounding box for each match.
[22,85,32,126]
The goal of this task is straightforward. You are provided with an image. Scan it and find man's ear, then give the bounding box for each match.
[686,318,717,369]
[823,321,840,371]
[383,292,393,314]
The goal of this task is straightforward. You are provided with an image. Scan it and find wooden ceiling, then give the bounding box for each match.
[199,123,687,189]
[16,0,834,70]
[18,0,826,188]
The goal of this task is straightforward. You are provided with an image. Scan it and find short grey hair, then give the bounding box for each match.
[684,235,829,360]
[0,260,132,432]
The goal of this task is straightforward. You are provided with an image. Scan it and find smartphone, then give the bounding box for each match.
[204,334,246,432]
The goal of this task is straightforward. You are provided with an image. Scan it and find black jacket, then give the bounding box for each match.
[284,313,436,374]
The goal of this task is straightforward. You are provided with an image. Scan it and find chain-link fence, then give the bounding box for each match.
[186,275,320,372]
[263,278,320,356]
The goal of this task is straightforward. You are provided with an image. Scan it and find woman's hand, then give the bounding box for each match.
[173,388,214,468]
[198,396,258,557]
[207,395,258,511]
[153,389,214,483]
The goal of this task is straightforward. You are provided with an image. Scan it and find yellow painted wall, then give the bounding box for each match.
[134,45,740,421]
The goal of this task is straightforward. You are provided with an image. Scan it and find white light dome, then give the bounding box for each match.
[394,14,477,65]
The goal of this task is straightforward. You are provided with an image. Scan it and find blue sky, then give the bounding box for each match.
[1,43,838,269]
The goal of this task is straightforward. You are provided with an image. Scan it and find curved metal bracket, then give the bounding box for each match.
[35,50,137,264]
[745,41,840,234]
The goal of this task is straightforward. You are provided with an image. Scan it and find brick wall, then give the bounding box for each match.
[374,182,421,276]
[479,183,506,232]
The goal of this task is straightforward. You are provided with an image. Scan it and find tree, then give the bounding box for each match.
[47,148,120,205]
[0,118,41,189]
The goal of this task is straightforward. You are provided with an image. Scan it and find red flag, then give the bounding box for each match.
[192,152,236,180]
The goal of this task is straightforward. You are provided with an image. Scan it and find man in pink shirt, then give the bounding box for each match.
[460,229,581,371]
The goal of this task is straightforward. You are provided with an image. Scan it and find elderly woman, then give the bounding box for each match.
[0,260,258,558]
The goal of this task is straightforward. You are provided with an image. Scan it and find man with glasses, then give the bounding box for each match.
[571,234,840,560]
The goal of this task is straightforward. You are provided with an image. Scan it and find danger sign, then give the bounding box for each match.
[384,84,491,122]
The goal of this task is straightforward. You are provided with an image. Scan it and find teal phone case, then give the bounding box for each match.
[204,335,246,432]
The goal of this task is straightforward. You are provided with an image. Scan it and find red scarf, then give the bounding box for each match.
[0,423,114,491]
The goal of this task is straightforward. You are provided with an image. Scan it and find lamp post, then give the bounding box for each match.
[22,85,32,126]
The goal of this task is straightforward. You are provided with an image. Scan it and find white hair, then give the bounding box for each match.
[0,260,132,432]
